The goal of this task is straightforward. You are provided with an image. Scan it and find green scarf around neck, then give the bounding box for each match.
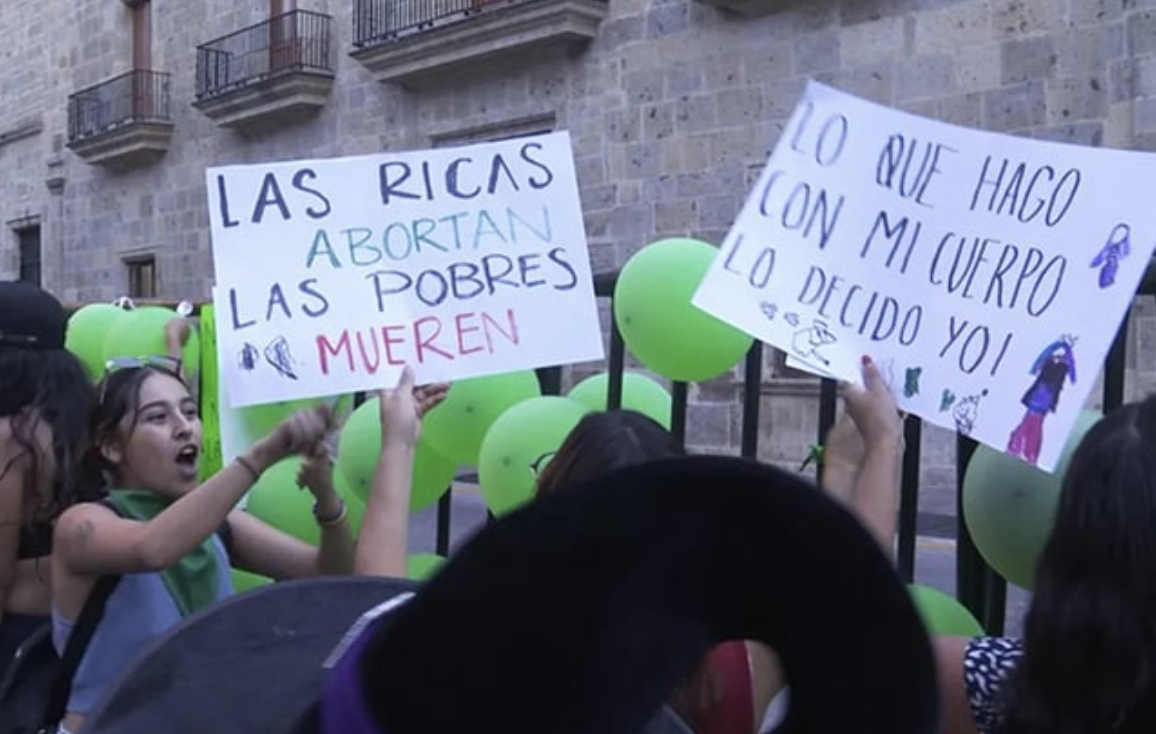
[109,488,221,617]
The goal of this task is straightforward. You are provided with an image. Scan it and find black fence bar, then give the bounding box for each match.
[896,417,922,583]
[815,378,838,484]
[607,320,626,411]
[67,70,172,142]
[196,10,333,99]
[670,382,689,446]
[954,435,985,621]
[740,342,763,459]
[353,0,607,47]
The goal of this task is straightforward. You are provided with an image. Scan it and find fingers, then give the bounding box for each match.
[395,365,416,392]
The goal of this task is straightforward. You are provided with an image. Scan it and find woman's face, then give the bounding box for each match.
[104,372,202,499]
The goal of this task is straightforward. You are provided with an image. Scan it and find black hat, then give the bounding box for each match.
[0,281,67,351]
[83,456,939,734]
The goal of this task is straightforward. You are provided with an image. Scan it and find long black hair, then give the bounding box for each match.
[0,346,100,521]
[999,395,1156,734]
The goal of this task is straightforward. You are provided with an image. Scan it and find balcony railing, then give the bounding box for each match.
[353,0,604,46]
[196,10,333,100]
[67,70,172,142]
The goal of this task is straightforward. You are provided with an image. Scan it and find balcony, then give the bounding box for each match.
[351,0,609,89]
[67,70,174,168]
[194,10,335,130]
[697,0,779,15]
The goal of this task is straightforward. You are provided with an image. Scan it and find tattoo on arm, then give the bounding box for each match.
[72,518,96,550]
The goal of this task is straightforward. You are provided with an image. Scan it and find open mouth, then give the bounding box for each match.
[175,445,200,471]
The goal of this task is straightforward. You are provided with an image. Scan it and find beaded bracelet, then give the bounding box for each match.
[314,498,348,528]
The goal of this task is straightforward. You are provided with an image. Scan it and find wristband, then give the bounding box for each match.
[315,498,347,528]
[236,455,260,481]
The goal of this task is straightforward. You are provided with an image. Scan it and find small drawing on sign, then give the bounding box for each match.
[904,367,922,398]
[791,319,837,368]
[759,301,779,320]
[952,389,989,436]
[265,337,299,380]
[238,343,260,372]
[1090,223,1131,289]
[939,389,956,412]
[784,312,801,327]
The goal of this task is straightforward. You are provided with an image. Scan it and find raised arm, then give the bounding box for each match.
[227,439,356,580]
[355,367,450,577]
[821,356,904,555]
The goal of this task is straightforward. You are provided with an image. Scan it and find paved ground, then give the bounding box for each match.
[408,484,1030,637]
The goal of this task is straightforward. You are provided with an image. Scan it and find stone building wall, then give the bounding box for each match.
[0,0,1153,509]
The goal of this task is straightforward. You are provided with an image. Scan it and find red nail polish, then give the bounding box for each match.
[862,355,872,365]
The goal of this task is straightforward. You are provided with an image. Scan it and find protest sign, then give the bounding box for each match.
[694,81,1156,471]
[207,132,604,408]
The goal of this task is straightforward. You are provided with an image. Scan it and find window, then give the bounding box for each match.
[430,114,557,148]
[126,256,157,298]
[17,226,41,286]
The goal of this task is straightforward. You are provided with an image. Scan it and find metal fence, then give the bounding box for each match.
[195,10,333,100]
[67,70,172,142]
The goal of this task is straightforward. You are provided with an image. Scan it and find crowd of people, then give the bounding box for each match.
[1,278,1154,734]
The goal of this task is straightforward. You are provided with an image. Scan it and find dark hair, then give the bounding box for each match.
[90,364,191,481]
[999,395,1156,734]
[535,409,687,497]
[0,347,100,520]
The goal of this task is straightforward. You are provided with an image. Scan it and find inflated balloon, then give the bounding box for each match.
[908,584,984,636]
[102,305,200,370]
[568,371,673,428]
[963,409,1102,590]
[336,397,458,513]
[66,304,128,379]
[422,371,541,465]
[407,553,447,581]
[478,396,591,516]
[231,568,273,593]
[245,457,366,545]
[614,238,753,382]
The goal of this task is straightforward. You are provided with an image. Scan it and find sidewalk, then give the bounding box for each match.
[409,485,1030,637]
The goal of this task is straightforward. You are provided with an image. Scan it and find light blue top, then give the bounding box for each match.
[51,535,234,714]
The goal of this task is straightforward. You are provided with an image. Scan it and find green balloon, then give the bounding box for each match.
[231,568,273,593]
[908,584,984,636]
[567,371,673,429]
[422,371,542,465]
[336,397,458,512]
[963,409,1102,590]
[614,238,753,382]
[478,396,590,516]
[407,553,447,580]
[66,304,128,380]
[102,306,201,373]
[245,457,366,545]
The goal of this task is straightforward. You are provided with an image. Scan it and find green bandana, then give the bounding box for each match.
[109,488,221,617]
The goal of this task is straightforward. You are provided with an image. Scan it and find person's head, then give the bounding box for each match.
[1001,395,1156,734]
[534,409,686,497]
[0,281,98,518]
[92,356,201,500]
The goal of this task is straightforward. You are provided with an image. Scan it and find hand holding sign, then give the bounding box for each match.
[694,81,1156,471]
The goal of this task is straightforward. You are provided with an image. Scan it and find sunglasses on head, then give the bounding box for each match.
[104,355,183,376]
[99,355,184,403]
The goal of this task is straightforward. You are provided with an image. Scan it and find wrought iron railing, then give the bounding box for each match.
[196,10,333,99]
[67,70,172,142]
[353,0,606,47]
